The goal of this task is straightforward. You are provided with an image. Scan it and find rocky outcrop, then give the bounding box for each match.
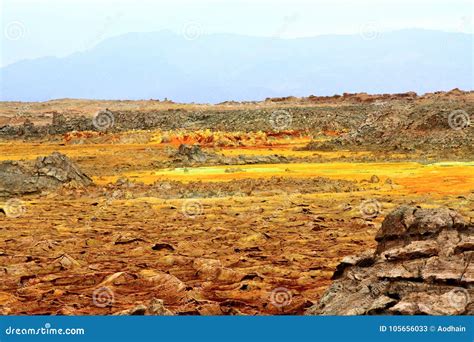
[306,206,473,315]
[0,152,93,197]
[172,144,289,167]
[175,144,209,163]
[1,93,472,155]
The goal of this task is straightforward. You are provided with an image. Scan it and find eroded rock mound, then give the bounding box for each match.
[0,152,93,197]
[306,206,473,315]
[172,143,289,166]
[175,144,209,163]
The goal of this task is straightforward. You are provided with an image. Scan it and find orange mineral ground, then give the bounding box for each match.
[0,95,473,315]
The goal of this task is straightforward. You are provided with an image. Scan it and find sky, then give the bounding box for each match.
[1,0,473,67]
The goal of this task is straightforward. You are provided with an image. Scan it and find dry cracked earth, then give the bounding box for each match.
[0,90,473,315]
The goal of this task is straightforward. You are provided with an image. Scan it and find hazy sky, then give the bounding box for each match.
[1,0,472,66]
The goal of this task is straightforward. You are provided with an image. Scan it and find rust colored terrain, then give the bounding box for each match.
[0,91,473,315]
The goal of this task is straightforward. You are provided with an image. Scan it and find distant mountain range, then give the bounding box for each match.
[0,29,472,103]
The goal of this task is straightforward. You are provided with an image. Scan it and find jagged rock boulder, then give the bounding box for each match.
[0,152,93,197]
[172,143,223,166]
[176,144,209,163]
[306,206,473,315]
[173,143,289,167]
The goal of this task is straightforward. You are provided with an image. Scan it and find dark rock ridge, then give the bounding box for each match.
[173,144,289,166]
[306,206,473,315]
[0,107,366,138]
[0,152,93,197]
[2,99,472,154]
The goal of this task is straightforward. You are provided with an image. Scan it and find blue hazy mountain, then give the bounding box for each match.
[1,29,472,103]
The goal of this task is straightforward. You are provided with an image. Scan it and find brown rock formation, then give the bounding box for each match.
[0,152,93,197]
[306,206,473,315]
